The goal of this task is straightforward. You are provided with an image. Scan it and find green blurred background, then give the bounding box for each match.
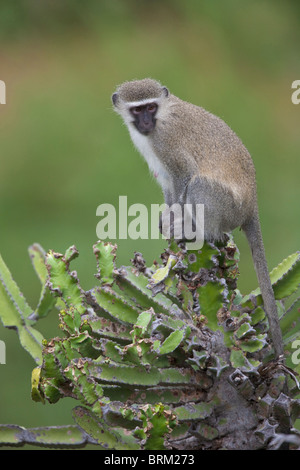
[0,0,299,440]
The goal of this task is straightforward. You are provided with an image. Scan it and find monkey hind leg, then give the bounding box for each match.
[185,176,246,242]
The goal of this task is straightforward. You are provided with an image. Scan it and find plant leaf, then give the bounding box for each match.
[158,330,184,355]
[93,241,117,286]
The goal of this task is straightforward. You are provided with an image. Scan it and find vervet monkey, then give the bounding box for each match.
[112,78,283,358]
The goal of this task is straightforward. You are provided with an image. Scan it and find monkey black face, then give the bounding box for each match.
[129,102,158,135]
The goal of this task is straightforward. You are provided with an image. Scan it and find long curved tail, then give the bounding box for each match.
[242,215,283,358]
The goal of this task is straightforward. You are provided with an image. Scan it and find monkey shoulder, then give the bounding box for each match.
[174,98,255,171]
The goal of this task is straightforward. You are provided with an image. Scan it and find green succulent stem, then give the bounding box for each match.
[0,239,300,450]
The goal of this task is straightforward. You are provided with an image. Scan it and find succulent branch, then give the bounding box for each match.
[0,238,300,449]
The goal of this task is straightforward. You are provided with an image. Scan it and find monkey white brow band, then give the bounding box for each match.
[126,99,160,107]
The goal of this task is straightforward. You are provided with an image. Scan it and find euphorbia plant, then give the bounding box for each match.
[0,237,300,449]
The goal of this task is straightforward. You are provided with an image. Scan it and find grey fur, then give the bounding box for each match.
[114,78,166,103]
[112,78,283,358]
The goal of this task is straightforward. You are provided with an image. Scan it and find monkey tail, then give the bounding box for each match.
[242,215,283,358]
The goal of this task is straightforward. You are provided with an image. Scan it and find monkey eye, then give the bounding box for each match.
[147,103,157,113]
[131,106,142,115]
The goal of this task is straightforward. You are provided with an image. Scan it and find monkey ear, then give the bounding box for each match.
[162,87,169,98]
[112,92,119,106]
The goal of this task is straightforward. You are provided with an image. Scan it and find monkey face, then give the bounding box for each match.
[129,103,158,135]
[111,79,168,135]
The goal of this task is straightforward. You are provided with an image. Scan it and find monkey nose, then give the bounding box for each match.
[142,111,151,125]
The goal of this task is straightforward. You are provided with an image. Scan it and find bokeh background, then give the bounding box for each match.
[0,0,299,444]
